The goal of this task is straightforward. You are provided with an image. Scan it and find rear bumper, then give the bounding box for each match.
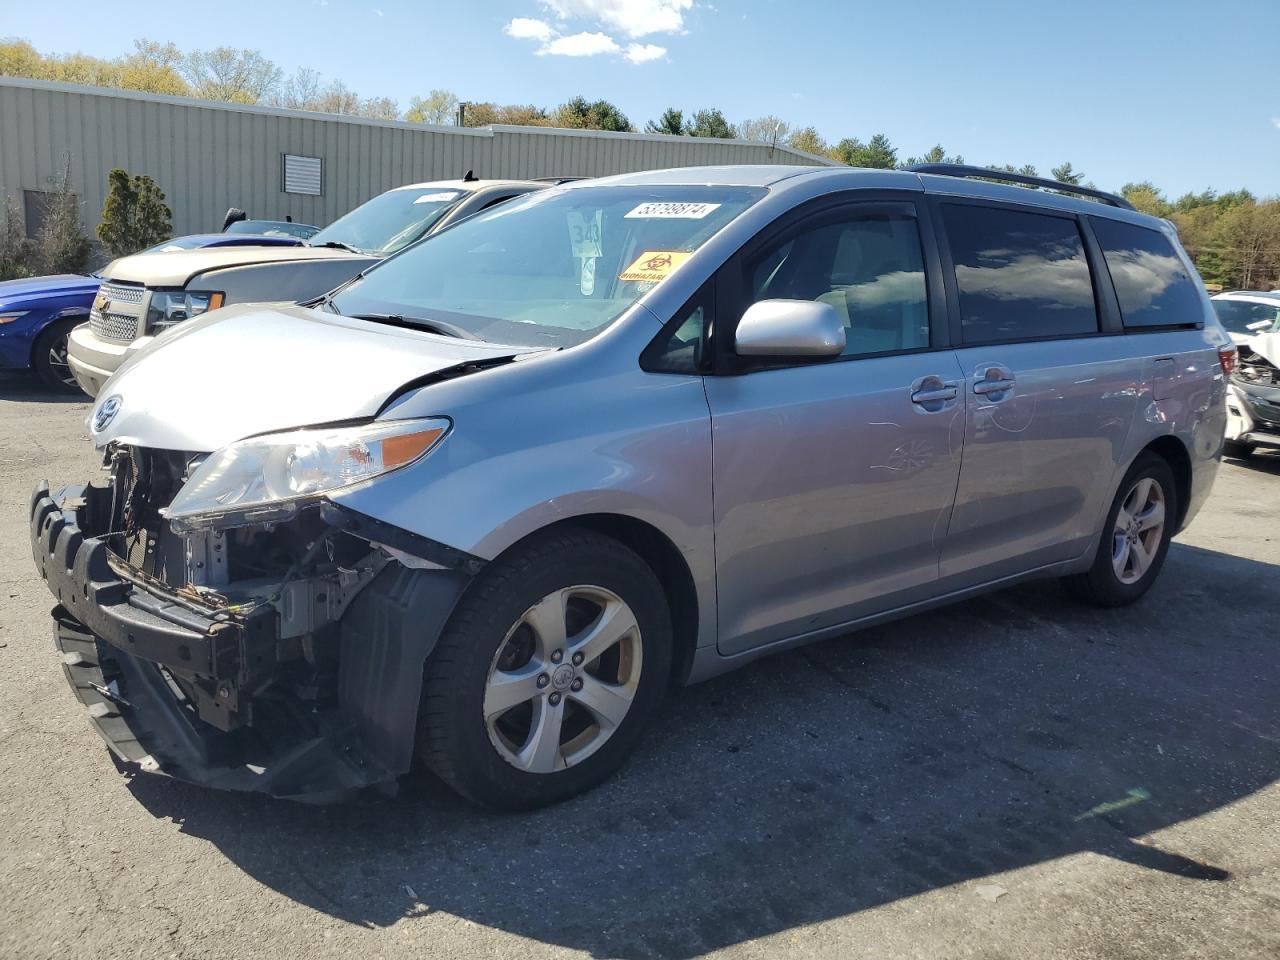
[30,481,465,802]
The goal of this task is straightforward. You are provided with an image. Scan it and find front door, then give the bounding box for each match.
[706,199,965,656]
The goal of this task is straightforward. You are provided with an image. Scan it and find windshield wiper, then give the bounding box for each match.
[346,312,467,339]
[309,240,363,254]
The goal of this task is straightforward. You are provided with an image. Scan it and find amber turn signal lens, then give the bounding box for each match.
[382,427,446,469]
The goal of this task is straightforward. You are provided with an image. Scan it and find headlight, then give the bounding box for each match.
[163,418,449,531]
[145,290,225,332]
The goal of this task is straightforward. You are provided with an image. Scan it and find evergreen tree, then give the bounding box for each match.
[97,169,173,258]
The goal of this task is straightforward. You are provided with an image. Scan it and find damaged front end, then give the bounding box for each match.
[31,443,479,802]
[1227,338,1280,450]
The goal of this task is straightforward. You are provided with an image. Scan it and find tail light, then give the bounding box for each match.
[1219,344,1238,377]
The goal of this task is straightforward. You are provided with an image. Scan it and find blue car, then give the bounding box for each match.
[0,273,102,391]
[0,229,314,393]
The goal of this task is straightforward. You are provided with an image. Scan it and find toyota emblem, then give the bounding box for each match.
[93,395,122,433]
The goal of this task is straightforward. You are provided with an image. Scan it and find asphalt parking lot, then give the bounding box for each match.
[1,370,1278,960]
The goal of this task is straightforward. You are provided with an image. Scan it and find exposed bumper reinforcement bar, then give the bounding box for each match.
[30,481,469,802]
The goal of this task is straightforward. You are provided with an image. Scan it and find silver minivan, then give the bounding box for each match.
[31,164,1230,808]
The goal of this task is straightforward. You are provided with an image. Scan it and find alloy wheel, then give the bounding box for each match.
[48,334,77,389]
[483,585,643,774]
[1111,476,1166,585]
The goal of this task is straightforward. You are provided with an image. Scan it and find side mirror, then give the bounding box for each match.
[735,299,846,358]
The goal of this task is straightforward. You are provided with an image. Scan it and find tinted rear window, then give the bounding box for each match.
[943,204,1098,344]
[1090,218,1202,329]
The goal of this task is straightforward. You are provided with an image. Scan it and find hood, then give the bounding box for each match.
[91,303,534,452]
[103,246,364,287]
[1246,330,1280,368]
[0,274,100,306]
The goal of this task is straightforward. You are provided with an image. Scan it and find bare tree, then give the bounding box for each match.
[405,89,460,125]
[181,46,281,103]
[274,66,324,110]
[738,115,790,145]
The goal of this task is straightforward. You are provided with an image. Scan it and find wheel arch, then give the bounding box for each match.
[489,513,702,685]
[1140,435,1192,532]
[27,310,88,367]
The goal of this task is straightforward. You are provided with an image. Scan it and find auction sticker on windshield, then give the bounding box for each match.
[620,250,694,282]
[625,202,721,219]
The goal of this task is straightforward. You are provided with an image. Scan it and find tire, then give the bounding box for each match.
[1223,439,1255,460]
[1063,451,1178,608]
[418,529,673,810]
[32,318,85,393]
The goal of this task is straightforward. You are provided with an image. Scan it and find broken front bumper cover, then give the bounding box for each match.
[30,481,473,802]
[1227,381,1280,449]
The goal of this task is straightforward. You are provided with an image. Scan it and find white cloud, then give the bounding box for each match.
[375,7,384,15]
[1272,117,1280,130]
[539,31,621,56]
[505,17,554,41]
[541,0,693,38]
[624,43,666,63]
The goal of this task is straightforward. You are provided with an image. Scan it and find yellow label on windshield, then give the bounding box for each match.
[619,250,693,283]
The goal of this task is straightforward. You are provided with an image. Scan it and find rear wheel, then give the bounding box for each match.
[32,318,85,393]
[418,529,672,809]
[1064,452,1177,607]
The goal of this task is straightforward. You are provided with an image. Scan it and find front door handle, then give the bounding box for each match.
[912,384,959,404]
[910,375,959,411]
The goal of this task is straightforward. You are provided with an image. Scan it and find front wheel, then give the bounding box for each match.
[418,529,672,810]
[1063,452,1177,607]
[32,318,86,393]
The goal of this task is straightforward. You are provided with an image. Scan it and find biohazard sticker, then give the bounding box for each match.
[619,251,693,283]
[625,202,721,220]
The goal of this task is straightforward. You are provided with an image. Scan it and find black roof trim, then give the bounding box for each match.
[907,163,1135,211]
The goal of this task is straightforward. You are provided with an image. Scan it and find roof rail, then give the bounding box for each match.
[906,163,1135,211]
[530,176,588,184]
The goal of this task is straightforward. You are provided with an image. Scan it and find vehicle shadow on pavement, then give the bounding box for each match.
[124,541,1279,959]
[1225,450,1280,476]
[0,372,89,404]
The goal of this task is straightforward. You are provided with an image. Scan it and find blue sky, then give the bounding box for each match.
[3,0,1277,197]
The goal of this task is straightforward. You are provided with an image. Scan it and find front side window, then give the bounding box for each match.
[745,211,930,357]
[1091,218,1202,329]
[943,204,1098,344]
[309,187,465,256]
[330,185,765,348]
[643,288,712,374]
[1212,299,1280,337]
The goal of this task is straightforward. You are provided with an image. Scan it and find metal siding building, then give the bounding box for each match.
[0,77,834,238]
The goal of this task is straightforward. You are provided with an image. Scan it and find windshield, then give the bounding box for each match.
[329,185,767,348]
[143,236,207,253]
[308,187,465,256]
[227,220,317,239]
[1213,298,1280,336]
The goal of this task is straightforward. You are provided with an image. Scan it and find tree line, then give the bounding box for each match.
[2,37,1277,289]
